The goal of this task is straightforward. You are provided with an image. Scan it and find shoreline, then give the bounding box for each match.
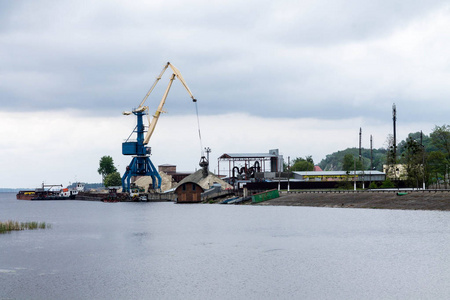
[254,190,450,211]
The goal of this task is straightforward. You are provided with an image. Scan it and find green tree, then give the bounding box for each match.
[318,147,382,171]
[98,155,117,183]
[342,154,354,173]
[427,151,448,188]
[430,124,450,159]
[398,131,435,154]
[401,136,425,188]
[291,156,314,171]
[104,172,122,187]
[429,125,450,188]
[342,154,363,172]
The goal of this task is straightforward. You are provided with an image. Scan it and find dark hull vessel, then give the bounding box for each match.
[16,190,39,200]
[16,183,84,200]
[16,189,63,200]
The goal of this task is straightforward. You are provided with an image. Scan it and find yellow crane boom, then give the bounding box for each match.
[125,62,197,145]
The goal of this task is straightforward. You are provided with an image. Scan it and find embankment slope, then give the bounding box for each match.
[257,191,450,211]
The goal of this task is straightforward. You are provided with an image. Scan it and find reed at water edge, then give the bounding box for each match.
[0,220,51,233]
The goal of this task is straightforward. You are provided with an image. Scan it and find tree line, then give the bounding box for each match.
[291,124,449,188]
[391,125,450,188]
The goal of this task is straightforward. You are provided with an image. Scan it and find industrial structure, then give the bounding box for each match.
[121,62,200,193]
[292,170,386,182]
[217,149,284,179]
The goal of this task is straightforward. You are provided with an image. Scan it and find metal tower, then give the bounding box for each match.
[121,110,161,193]
[120,62,197,193]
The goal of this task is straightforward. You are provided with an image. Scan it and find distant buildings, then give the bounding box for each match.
[292,170,386,182]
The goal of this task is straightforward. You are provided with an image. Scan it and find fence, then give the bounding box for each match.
[251,189,280,203]
[245,180,409,191]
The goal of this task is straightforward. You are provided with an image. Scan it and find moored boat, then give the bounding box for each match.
[16,183,84,200]
[16,190,39,200]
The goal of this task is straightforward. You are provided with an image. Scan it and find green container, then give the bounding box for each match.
[252,189,280,203]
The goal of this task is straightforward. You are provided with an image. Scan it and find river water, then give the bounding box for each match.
[1,192,449,299]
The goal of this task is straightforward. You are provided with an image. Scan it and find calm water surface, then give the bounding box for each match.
[1,192,449,299]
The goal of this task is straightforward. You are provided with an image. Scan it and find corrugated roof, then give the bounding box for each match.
[293,170,385,176]
[176,169,232,190]
[177,169,208,186]
[219,153,277,159]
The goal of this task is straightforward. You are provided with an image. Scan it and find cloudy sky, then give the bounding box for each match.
[1,0,449,188]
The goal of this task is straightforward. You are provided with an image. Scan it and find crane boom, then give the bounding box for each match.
[121,62,200,193]
[138,62,196,144]
[167,63,196,102]
[137,63,170,109]
[143,73,176,145]
[137,62,196,111]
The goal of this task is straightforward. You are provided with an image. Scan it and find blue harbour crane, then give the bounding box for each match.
[121,62,200,193]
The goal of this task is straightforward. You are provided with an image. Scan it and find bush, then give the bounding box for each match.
[337,181,353,190]
[380,178,395,188]
[369,182,378,189]
[104,172,122,187]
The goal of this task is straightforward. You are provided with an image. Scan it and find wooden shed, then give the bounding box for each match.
[175,182,204,203]
[174,168,232,203]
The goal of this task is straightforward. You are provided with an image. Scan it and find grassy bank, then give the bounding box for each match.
[0,220,51,234]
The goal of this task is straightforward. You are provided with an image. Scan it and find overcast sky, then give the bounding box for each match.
[1,0,449,188]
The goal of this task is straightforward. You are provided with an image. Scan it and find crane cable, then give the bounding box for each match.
[194,101,204,157]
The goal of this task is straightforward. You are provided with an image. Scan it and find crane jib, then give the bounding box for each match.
[121,62,205,193]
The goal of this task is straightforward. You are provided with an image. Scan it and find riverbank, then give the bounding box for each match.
[255,190,450,211]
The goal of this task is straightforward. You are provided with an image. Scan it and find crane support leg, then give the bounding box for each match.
[121,156,161,193]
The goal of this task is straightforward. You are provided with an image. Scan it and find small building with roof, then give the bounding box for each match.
[292,170,386,182]
[175,168,233,203]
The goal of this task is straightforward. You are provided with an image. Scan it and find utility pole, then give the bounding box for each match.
[392,103,397,186]
[392,103,397,163]
[370,135,373,171]
[359,128,364,189]
[359,127,362,162]
[370,134,373,189]
[420,131,425,190]
[287,156,290,192]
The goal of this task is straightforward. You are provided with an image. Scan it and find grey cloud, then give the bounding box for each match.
[261,0,448,46]
[0,0,449,128]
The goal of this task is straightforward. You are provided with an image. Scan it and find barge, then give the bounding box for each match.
[16,183,84,200]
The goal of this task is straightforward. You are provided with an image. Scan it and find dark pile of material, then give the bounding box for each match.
[257,191,450,211]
